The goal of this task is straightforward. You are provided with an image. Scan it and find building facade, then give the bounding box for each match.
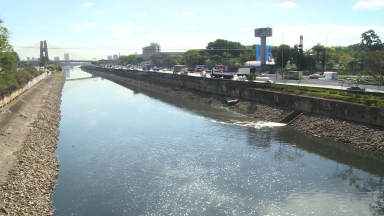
[54,57,60,61]
[142,42,161,60]
[64,53,70,61]
[113,54,118,60]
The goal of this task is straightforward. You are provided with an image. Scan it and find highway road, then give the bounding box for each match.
[98,66,384,94]
[139,69,384,93]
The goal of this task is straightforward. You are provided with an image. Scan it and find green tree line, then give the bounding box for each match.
[0,18,62,94]
[113,30,382,79]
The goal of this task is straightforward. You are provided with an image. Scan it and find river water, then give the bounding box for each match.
[52,67,384,216]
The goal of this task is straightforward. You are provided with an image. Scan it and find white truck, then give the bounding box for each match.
[237,67,256,76]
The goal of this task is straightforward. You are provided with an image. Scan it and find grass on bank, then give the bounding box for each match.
[265,84,384,107]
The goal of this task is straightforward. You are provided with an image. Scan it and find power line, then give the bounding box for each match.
[13,47,254,51]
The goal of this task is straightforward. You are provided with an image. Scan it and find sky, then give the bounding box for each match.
[1,0,384,60]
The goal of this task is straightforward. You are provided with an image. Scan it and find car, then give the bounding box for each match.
[309,74,320,79]
[237,76,246,81]
[346,86,366,91]
[265,80,275,84]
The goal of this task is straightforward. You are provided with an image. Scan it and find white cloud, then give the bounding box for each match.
[74,23,98,32]
[136,13,146,17]
[128,21,133,24]
[239,29,249,32]
[111,31,132,37]
[189,26,196,29]
[96,9,105,12]
[83,2,92,6]
[229,21,235,24]
[273,1,296,7]
[156,30,161,33]
[182,12,195,16]
[353,0,384,9]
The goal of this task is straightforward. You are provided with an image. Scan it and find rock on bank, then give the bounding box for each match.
[0,71,65,216]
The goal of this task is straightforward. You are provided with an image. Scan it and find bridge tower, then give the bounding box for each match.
[40,40,49,60]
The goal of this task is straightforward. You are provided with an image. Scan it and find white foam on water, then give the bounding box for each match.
[211,119,286,129]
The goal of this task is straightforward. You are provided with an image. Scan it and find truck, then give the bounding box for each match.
[195,65,209,72]
[213,65,226,72]
[142,64,151,70]
[237,67,256,76]
[172,65,187,73]
[285,71,303,80]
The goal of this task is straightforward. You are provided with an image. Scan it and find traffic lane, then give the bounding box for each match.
[261,74,384,92]
[140,70,384,93]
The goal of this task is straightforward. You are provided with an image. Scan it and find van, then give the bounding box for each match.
[237,67,256,76]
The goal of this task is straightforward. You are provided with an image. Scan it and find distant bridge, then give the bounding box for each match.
[50,60,97,63]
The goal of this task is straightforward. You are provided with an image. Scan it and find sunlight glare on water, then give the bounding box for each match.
[52,67,384,216]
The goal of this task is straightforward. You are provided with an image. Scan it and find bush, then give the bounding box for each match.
[329,91,337,94]
[245,73,256,81]
[294,90,304,95]
[14,69,33,86]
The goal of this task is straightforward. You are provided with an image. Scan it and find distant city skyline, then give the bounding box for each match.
[1,0,383,60]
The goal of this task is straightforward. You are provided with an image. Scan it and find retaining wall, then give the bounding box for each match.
[0,72,50,107]
[82,67,384,127]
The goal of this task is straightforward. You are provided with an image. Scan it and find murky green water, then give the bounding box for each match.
[52,67,384,215]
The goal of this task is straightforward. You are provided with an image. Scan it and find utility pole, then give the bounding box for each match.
[281,33,285,80]
[325,36,328,71]
[248,41,251,66]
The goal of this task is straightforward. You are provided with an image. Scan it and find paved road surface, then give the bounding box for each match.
[124,68,384,93]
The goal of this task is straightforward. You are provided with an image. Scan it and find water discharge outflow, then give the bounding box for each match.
[212,119,286,129]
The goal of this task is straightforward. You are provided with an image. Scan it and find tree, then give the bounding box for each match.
[297,54,316,70]
[365,50,384,83]
[0,19,17,74]
[361,30,383,51]
[118,54,138,65]
[181,50,202,67]
[291,44,303,67]
[311,43,326,69]
[347,58,359,69]
[339,54,353,67]
[272,44,292,68]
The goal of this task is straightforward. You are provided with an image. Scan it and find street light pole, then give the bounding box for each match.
[325,36,328,71]
[281,33,285,80]
[248,41,251,66]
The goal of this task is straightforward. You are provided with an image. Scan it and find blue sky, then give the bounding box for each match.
[1,0,383,60]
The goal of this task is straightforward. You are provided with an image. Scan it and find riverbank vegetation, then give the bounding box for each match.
[0,18,61,96]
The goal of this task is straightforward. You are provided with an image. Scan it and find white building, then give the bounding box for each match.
[113,54,118,60]
[54,57,60,61]
[64,53,70,61]
[27,57,30,61]
[108,55,112,60]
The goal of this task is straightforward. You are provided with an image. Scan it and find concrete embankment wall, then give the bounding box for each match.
[0,72,50,107]
[82,67,384,127]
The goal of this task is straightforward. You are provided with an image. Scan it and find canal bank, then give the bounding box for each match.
[82,67,384,155]
[0,71,65,215]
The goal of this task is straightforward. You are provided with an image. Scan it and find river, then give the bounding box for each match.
[52,66,384,215]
